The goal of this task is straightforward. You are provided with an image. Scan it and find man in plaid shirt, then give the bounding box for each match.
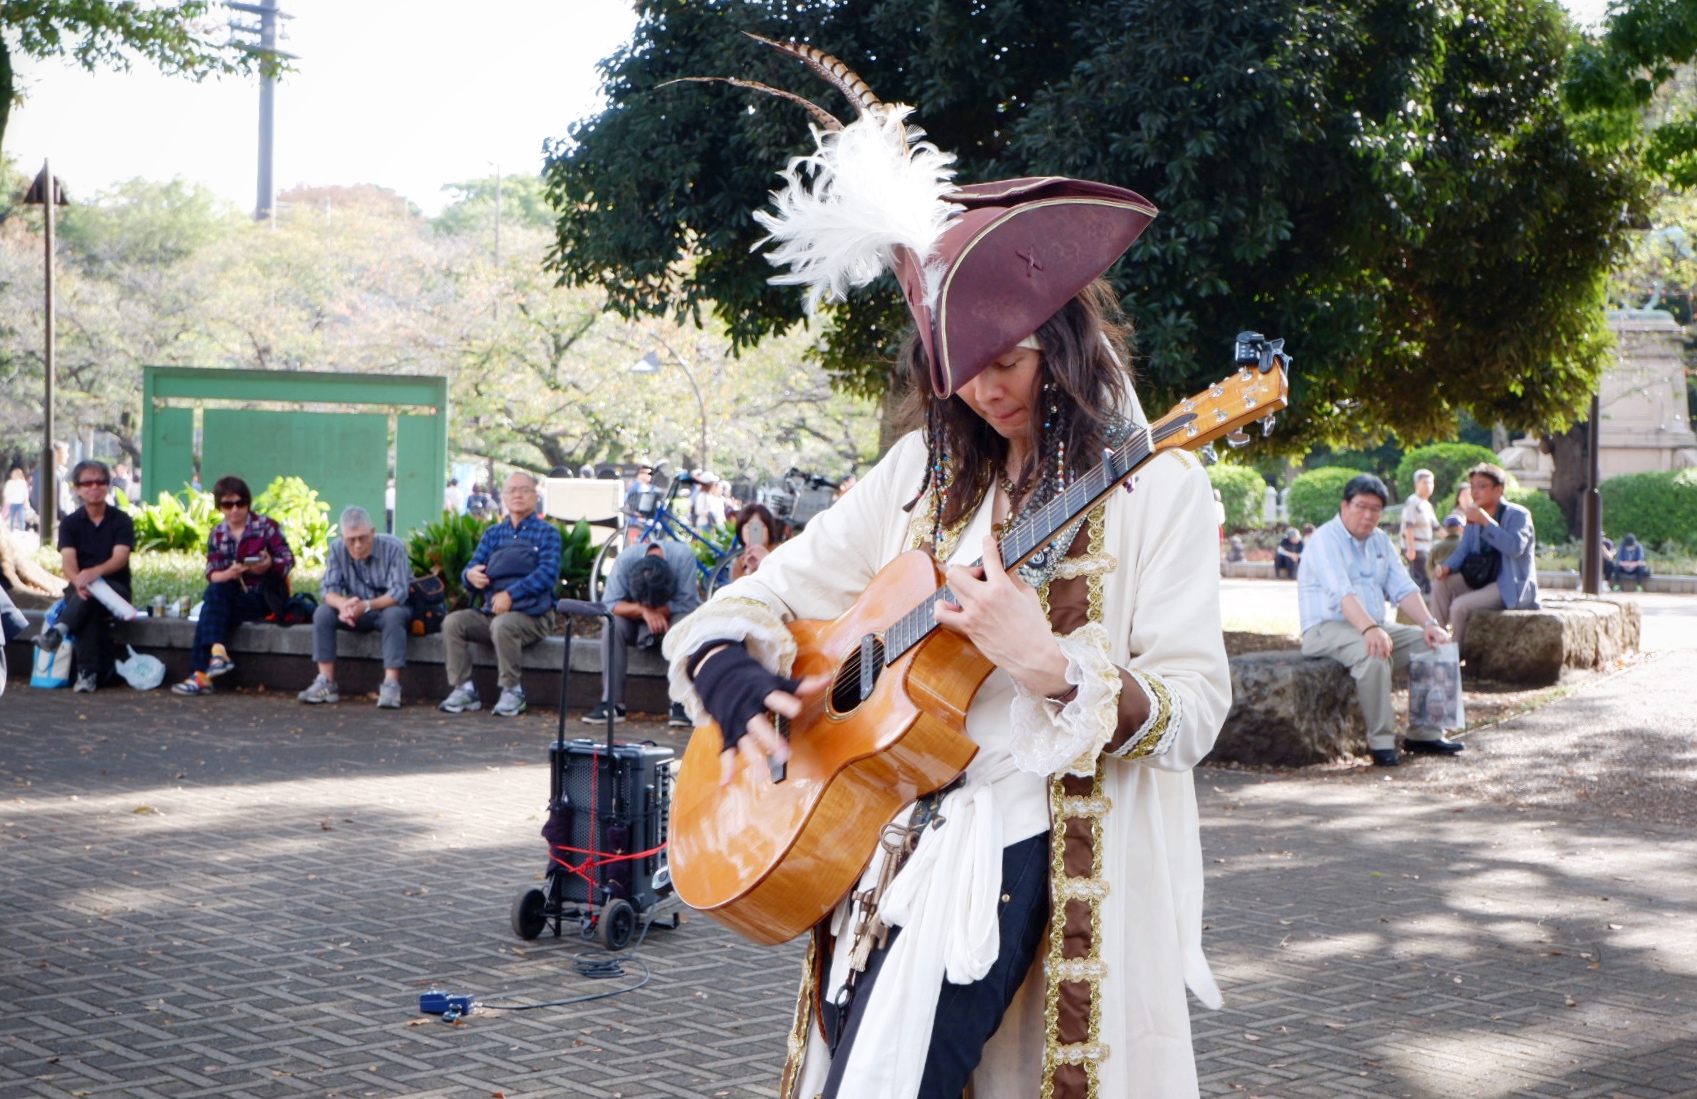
[172,475,294,695]
[439,471,561,717]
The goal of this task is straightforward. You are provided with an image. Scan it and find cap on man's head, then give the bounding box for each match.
[1413,468,1434,482]
[1442,514,1464,528]
[1341,473,1391,505]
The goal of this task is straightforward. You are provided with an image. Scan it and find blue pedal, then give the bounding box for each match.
[419,992,474,1016]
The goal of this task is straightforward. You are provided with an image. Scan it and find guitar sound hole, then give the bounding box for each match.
[829,636,886,714]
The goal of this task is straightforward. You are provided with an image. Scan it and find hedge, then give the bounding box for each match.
[1395,442,1500,502]
[1206,462,1269,532]
[1506,487,1568,545]
[1598,468,1697,548]
[1286,467,1371,529]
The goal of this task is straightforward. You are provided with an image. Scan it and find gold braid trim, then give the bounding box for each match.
[1039,763,1110,1098]
[778,934,818,1099]
[1107,669,1182,761]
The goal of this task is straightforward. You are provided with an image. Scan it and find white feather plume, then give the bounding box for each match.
[753,105,960,312]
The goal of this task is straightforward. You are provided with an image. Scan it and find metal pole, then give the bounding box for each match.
[255,0,277,220]
[1581,391,1603,594]
[41,158,56,546]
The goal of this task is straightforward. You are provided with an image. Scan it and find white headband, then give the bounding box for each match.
[1015,333,1043,351]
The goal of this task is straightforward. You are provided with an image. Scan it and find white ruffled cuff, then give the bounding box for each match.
[661,596,797,724]
[1008,622,1123,778]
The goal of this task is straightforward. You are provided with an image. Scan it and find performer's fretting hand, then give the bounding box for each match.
[935,535,1072,699]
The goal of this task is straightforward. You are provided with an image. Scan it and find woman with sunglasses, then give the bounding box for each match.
[172,475,295,695]
[34,460,137,691]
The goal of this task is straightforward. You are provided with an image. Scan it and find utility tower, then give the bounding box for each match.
[228,0,295,220]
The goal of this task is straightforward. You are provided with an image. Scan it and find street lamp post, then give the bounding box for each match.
[24,161,68,544]
[630,347,710,472]
[1580,391,1603,595]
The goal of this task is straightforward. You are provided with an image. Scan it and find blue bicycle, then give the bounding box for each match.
[588,468,739,601]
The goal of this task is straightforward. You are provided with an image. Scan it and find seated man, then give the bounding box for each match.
[1298,473,1459,767]
[0,583,27,697]
[172,476,295,696]
[35,460,135,692]
[1273,526,1303,579]
[1430,462,1539,650]
[588,538,699,726]
[439,471,561,717]
[299,506,412,708]
[1614,534,1651,591]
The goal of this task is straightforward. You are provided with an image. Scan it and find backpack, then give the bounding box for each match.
[408,573,448,635]
[272,591,319,626]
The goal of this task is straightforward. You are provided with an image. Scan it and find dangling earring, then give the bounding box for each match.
[1043,380,1068,493]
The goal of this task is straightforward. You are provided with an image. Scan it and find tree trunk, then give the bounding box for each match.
[1544,422,1590,534]
[0,526,66,598]
[877,363,912,459]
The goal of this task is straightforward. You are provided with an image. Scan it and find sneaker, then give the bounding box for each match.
[668,702,691,728]
[377,680,402,709]
[34,624,66,653]
[171,673,215,696]
[297,675,339,704]
[207,648,235,678]
[439,682,481,713]
[73,669,98,693]
[492,686,528,717]
[583,701,627,724]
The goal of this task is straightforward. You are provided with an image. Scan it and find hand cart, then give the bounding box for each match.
[510,599,681,950]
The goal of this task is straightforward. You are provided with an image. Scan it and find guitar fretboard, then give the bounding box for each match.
[882,417,1186,663]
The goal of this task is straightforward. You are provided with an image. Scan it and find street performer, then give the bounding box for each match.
[664,38,1231,1099]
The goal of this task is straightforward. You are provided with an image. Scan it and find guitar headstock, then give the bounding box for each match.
[1151,335,1290,454]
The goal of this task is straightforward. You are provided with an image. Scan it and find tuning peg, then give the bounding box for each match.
[1198,443,1219,466]
[1225,430,1251,449]
[1261,413,1277,437]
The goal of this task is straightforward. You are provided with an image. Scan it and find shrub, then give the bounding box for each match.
[551,518,597,601]
[1506,487,1568,545]
[1286,467,1371,529]
[252,477,332,566]
[129,487,219,552]
[1206,462,1270,533]
[1395,443,1500,502]
[1598,468,1697,548]
[407,511,491,608]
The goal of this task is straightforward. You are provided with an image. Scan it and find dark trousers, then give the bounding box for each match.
[1407,549,1431,594]
[192,579,275,672]
[820,832,1051,1099]
[57,581,131,681]
[599,614,646,705]
[1274,552,1299,580]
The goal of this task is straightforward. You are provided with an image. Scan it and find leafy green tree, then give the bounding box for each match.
[1286,467,1371,529]
[1,1,272,158]
[544,0,1644,457]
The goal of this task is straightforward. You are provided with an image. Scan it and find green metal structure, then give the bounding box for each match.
[141,367,449,538]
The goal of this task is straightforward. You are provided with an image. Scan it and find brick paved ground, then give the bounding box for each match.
[4,645,1695,1097]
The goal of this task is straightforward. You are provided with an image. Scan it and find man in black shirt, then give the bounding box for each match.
[36,459,136,691]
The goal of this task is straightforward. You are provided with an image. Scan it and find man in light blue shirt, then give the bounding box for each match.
[1299,474,1459,767]
[1430,462,1539,649]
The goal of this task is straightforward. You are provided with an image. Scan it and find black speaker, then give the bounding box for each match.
[546,738,674,911]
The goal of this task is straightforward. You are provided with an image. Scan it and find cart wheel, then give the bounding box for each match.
[596,898,638,951]
[589,530,623,602]
[511,887,547,940]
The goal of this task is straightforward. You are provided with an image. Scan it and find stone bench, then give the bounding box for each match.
[1210,652,1367,766]
[1461,596,1641,686]
[3,609,673,712]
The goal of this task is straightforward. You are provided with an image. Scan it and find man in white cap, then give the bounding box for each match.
[1400,468,1439,593]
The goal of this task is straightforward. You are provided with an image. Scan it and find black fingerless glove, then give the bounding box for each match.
[687,640,799,754]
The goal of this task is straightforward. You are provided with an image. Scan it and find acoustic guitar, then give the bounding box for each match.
[671,336,1291,945]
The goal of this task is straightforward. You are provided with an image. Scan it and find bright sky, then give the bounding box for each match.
[5,0,1612,217]
[5,0,640,215]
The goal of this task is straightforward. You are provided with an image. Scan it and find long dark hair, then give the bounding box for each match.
[897,279,1136,529]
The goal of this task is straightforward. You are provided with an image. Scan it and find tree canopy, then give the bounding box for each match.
[0,1,270,159]
[543,0,1646,454]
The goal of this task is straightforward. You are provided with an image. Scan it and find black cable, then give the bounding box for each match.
[475,907,662,1012]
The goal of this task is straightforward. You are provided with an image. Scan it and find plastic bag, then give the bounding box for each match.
[113,646,166,691]
[1408,642,1464,730]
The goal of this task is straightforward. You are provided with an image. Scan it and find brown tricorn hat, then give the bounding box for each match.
[891,177,1157,397]
[678,37,1158,398]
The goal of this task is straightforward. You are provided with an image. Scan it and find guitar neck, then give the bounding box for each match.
[883,414,1195,664]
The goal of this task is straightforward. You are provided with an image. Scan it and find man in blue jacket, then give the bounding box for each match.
[439,471,561,717]
[1430,463,1539,650]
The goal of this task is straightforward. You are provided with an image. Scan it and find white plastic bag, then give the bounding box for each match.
[113,646,166,691]
[1408,642,1464,730]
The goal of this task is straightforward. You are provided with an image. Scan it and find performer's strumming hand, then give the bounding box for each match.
[688,641,829,786]
[935,535,1073,699]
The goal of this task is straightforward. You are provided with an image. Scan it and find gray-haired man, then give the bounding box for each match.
[300,505,412,708]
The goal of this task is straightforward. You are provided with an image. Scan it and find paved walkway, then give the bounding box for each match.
[3,601,1695,1097]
